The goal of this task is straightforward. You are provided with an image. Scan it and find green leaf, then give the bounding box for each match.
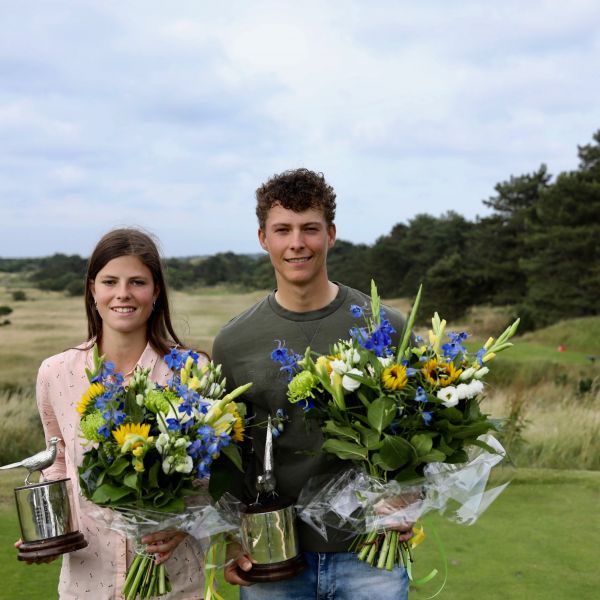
[446,449,469,463]
[221,444,243,472]
[420,449,447,463]
[323,420,360,443]
[379,435,415,470]
[92,483,134,504]
[371,452,394,472]
[469,438,500,455]
[123,472,139,490]
[107,457,130,476]
[438,407,463,423]
[411,433,434,456]
[322,439,368,462]
[367,397,396,434]
[352,421,382,449]
[148,460,160,488]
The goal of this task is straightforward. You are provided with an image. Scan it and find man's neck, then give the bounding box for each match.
[274,279,339,313]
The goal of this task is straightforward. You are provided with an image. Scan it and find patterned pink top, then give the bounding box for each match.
[37,343,205,599]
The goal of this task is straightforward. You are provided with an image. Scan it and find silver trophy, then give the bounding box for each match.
[237,417,306,582]
[0,437,88,561]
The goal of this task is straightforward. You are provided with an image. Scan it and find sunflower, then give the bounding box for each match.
[77,382,105,415]
[381,364,408,391]
[112,422,151,449]
[422,359,462,387]
[228,403,245,442]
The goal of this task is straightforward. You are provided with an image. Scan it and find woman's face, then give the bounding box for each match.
[90,255,158,339]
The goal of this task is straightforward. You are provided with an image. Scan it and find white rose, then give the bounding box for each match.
[342,368,363,392]
[437,386,459,408]
[330,359,348,375]
[456,383,470,400]
[175,455,193,474]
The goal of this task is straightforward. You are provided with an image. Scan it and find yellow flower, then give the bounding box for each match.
[77,382,105,415]
[133,460,145,473]
[411,524,426,548]
[422,359,462,387]
[113,423,151,450]
[231,407,245,442]
[381,364,408,391]
[316,355,332,376]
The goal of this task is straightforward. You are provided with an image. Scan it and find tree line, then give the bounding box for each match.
[2,130,599,331]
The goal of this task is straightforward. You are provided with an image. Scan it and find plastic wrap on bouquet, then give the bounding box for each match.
[296,434,510,538]
[79,487,242,599]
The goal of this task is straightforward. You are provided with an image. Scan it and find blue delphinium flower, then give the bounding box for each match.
[164,348,184,370]
[442,331,469,360]
[350,304,364,318]
[476,347,487,366]
[271,340,302,382]
[415,386,427,403]
[357,318,396,357]
[422,411,432,425]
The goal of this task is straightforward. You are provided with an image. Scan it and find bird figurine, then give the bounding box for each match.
[0,437,61,484]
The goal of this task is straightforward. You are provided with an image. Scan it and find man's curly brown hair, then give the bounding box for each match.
[256,168,337,229]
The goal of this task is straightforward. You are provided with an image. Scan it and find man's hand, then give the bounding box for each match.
[223,542,253,587]
[375,493,421,543]
[14,539,59,564]
[141,530,187,565]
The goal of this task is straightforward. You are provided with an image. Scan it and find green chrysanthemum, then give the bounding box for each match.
[144,389,178,414]
[288,371,320,404]
[80,410,108,442]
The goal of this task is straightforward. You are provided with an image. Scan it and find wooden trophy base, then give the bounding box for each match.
[237,553,307,583]
[18,531,88,561]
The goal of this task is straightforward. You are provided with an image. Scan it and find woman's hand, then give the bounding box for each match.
[141,531,187,565]
[223,542,253,587]
[14,539,59,564]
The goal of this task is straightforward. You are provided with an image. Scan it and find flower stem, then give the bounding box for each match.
[377,531,390,569]
[386,531,398,571]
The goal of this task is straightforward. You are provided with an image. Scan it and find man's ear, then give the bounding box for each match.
[258,228,269,252]
[327,223,337,249]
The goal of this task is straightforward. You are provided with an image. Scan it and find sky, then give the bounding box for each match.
[1,0,600,258]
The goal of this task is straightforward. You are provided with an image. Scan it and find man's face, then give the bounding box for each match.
[258,204,336,289]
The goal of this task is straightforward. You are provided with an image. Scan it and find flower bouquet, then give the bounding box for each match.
[77,345,250,599]
[273,282,519,573]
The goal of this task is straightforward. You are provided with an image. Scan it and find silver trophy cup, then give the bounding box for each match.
[237,417,306,582]
[1,437,87,561]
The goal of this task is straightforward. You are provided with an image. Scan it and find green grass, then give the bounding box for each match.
[1,469,598,599]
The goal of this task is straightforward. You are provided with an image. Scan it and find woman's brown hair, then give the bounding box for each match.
[84,228,183,356]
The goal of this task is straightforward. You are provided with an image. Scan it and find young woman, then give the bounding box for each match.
[18,228,206,599]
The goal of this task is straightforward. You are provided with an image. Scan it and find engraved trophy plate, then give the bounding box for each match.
[237,417,306,583]
[0,437,88,561]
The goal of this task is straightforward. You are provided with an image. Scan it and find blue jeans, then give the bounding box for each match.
[239,551,409,600]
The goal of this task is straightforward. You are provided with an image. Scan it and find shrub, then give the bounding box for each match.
[0,306,13,316]
[11,290,27,301]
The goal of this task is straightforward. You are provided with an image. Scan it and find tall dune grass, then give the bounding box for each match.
[0,389,45,465]
[483,379,600,471]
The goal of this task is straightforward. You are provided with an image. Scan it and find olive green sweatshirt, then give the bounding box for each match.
[211,283,406,552]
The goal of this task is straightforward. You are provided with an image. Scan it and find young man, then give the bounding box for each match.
[211,168,412,599]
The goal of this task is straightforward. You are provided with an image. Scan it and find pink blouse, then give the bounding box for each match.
[37,343,205,599]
